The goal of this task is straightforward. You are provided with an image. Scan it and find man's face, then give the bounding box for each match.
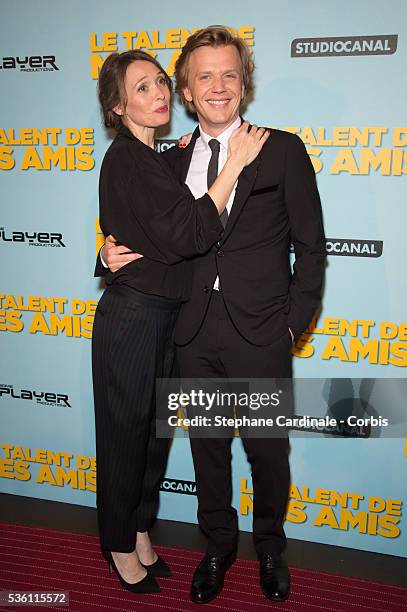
[182,45,244,136]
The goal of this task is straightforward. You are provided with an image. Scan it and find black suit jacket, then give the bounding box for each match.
[164,126,326,346]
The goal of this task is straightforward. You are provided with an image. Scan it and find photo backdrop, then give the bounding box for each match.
[1,0,406,557]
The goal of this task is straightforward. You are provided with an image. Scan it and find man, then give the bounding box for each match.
[98,26,326,604]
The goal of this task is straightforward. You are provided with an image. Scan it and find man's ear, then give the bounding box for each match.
[112,104,124,116]
[183,87,193,103]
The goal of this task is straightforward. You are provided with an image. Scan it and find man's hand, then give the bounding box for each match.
[101,234,143,273]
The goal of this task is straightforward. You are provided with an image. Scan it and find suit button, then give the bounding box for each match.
[203,286,209,293]
[217,250,225,257]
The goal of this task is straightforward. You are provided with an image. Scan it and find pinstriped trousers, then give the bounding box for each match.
[92,283,180,552]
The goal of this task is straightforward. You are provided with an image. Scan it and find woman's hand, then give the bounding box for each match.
[206,123,269,215]
[227,121,270,168]
[178,133,193,148]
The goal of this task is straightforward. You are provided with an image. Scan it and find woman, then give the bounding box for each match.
[92,49,268,594]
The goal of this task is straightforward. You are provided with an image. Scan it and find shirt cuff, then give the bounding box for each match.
[288,327,294,343]
[100,246,109,269]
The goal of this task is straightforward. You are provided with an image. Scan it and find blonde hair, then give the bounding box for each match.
[175,26,254,113]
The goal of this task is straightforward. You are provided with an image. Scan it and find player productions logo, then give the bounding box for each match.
[0,384,71,407]
[155,139,177,154]
[0,228,66,247]
[290,239,383,258]
[0,55,59,72]
[291,35,398,58]
[160,478,197,495]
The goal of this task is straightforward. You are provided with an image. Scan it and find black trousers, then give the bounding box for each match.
[92,284,180,552]
[176,291,291,557]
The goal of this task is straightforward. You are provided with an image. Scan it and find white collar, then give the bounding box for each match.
[199,116,242,150]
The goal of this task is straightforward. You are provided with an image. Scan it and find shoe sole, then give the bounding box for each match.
[190,555,236,604]
[261,586,290,602]
[190,584,224,605]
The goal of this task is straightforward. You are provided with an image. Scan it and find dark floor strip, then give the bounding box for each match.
[0,493,405,587]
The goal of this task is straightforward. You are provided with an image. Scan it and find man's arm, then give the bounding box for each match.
[284,134,326,342]
[95,236,142,276]
[94,249,107,277]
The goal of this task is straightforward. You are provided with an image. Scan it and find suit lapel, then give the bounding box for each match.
[221,154,260,242]
[177,122,261,243]
[179,125,200,182]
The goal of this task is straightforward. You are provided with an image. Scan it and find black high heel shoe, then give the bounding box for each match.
[140,555,172,578]
[103,551,160,593]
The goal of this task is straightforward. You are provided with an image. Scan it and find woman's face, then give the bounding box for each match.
[115,60,170,130]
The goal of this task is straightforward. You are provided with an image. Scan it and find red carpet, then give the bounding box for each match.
[0,522,406,611]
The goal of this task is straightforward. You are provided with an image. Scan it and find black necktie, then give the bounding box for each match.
[207,139,228,229]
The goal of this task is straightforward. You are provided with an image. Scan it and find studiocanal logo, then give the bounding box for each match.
[155,139,177,154]
[0,227,66,247]
[160,478,196,495]
[291,239,383,258]
[0,55,59,72]
[291,35,398,58]
[326,239,383,257]
[0,384,71,407]
[286,415,373,438]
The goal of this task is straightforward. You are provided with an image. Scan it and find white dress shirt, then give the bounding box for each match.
[186,116,241,289]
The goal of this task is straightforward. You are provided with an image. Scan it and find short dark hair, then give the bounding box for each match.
[175,26,254,113]
[98,50,172,130]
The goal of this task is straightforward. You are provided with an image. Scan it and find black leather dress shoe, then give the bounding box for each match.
[190,551,236,604]
[259,553,290,602]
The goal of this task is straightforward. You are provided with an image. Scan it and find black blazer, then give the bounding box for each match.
[96,126,223,300]
[164,126,326,345]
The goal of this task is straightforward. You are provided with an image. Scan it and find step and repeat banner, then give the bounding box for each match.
[1,0,406,557]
